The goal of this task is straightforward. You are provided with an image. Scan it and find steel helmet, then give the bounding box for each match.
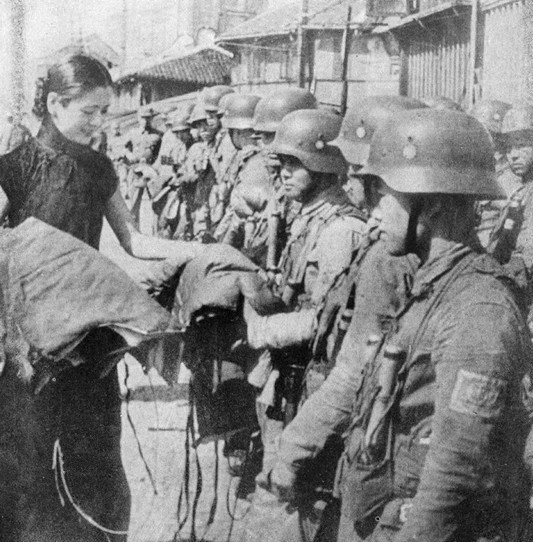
[222,94,261,130]
[187,101,210,125]
[202,85,235,114]
[360,109,503,199]
[253,89,318,133]
[171,112,191,132]
[217,92,235,117]
[270,109,346,175]
[329,95,427,166]
[423,95,463,111]
[502,105,533,140]
[470,99,511,134]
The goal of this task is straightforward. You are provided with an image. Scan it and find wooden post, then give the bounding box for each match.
[467,0,479,109]
[296,0,309,88]
[340,6,353,115]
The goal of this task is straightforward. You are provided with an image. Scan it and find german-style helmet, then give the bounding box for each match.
[270,109,346,175]
[223,94,261,130]
[253,89,317,133]
[329,95,426,166]
[470,99,511,134]
[187,101,210,125]
[360,109,503,199]
[202,85,235,114]
[502,105,533,135]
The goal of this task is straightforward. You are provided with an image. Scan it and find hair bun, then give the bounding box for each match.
[32,76,49,119]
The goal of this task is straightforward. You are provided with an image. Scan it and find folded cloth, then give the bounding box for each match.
[0,217,173,362]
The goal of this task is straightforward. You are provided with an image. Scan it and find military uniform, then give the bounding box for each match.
[240,110,365,542]
[176,139,216,240]
[153,127,187,185]
[215,147,274,264]
[267,108,533,542]
[485,106,533,324]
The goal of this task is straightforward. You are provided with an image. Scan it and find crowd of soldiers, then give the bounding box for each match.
[102,86,533,542]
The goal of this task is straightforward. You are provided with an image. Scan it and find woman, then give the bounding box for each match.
[0,54,200,542]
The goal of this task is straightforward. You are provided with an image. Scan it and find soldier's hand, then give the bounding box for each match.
[256,463,298,503]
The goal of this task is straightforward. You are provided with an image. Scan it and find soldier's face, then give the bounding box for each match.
[196,119,217,142]
[229,128,255,150]
[255,131,275,149]
[47,86,111,145]
[377,182,413,255]
[507,144,533,178]
[280,155,315,203]
[207,111,222,130]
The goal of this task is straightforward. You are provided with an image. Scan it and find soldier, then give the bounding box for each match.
[129,106,162,166]
[211,94,265,247]
[267,109,532,542]
[486,104,533,308]
[202,85,237,183]
[152,109,195,238]
[471,99,513,247]
[239,109,366,542]
[213,93,275,260]
[251,88,318,271]
[152,113,177,185]
[176,101,220,240]
[240,97,425,542]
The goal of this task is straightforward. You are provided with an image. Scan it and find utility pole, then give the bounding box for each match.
[8,0,26,119]
[467,0,479,109]
[339,6,352,115]
[296,0,309,88]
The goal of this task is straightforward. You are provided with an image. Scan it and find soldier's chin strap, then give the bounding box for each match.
[405,196,424,257]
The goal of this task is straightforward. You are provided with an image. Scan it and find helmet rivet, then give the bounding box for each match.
[403,142,417,160]
[356,126,366,139]
[315,139,325,150]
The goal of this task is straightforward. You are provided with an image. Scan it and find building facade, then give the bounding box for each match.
[217,0,401,105]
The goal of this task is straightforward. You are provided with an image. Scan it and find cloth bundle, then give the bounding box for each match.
[0,217,174,390]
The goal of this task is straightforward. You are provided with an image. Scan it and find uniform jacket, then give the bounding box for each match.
[278,184,365,310]
[280,244,532,541]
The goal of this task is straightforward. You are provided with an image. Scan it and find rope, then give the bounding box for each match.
[124,362,158,495]
[52,439,129,537]
[175,396,193,540]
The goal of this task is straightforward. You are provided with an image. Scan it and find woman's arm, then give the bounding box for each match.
[105,188,203,265]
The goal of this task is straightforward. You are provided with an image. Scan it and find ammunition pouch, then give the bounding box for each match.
[339,426,393,527]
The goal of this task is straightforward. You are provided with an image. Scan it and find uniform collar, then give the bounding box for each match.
[411,244,473,298]
[300,184,349,217]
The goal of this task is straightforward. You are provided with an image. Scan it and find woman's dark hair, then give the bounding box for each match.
[33,54,113,119]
